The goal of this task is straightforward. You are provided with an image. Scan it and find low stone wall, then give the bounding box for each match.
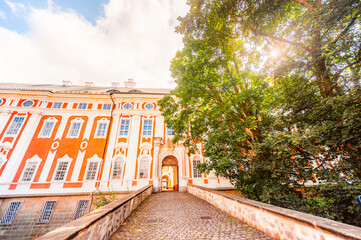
[37,185,152,240]
[188,184,361,240]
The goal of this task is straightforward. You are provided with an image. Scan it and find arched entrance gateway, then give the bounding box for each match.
[161,156,179,191]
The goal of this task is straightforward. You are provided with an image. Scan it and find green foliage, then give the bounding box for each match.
[159,0,361,226]
[92,188,117,209]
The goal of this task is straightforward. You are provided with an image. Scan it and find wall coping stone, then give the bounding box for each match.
[189,184,361,240]
[37,185,152,240]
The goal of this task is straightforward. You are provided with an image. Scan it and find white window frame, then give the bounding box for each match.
[192,156,203,178]
[67,118,84,138]
[138,156,151,179]
[78,103,88,109]
[52,102,62,109]
[94,118,110,138]
[102,104,112,110]
[166,127,175,136]
[20,155,42,182]
[74,200,89,220]
[6,116,25,136]
[0,201,21,225]
[111,157,124,180]
[144,103,154,110]
[122,103,133,109]
[22,100,34,107]
[84,154,102,181]
[119,118,130,136]
[53,155,72,181]
[38,117,58,138]
[142,119,153,136]
[37,200,56,223]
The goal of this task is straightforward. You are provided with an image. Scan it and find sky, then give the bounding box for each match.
[0,0,189,88]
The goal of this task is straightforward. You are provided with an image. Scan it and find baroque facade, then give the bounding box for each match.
[0,81,231,238]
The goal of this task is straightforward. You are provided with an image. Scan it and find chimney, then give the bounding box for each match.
[62,80,72,86]
[111,82,120,87]
[85,82,94,87]
[124,78,136,88]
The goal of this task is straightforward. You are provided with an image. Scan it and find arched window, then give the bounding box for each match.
[22,100,34,107]
[144,103,154,109]
[112,157,124,179]
[139,157,149,179]
[193,156,202,178]
[123,103,133,109]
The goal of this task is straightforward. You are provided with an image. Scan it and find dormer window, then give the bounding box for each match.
[22,100,34,107]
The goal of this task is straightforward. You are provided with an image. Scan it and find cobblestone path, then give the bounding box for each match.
[110,192,273,240]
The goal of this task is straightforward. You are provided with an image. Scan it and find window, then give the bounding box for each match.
[139,158,149,179]
[21,162,38,182]
[39,122,55,137]
[119,119,130,136]
[142,119,153,135]
[193,157,202,178]
[38,201,56,223]
[22,100,34,107]
[123,103,132,109]
[102,104,112,110]
[68,122,82,137]
[144,103,154,109]
[85,162,99,180]
[112,158,123,179]
[95,123,108,137]
[78,103,87,109]
[0,202,21,225]
[166,127,175,136]
[0,99,3,105]
[6,116,25,135]
[52,102,62,108]
[54,162,69,181]
[74,200,89,220]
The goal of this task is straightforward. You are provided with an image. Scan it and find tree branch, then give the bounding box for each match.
[292,0,314,12]
[248,26,312,52]
[334,59,361,82]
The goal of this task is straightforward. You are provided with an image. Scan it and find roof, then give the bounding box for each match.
[0,83,172,95]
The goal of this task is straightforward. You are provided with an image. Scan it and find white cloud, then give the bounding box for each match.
[0,10,6,20]
[0,0,189,88]
[4,0,25,13]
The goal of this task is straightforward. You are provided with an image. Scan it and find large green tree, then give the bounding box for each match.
[159,0,361,225]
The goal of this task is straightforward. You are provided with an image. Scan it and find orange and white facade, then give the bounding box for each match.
[0,82,232,196]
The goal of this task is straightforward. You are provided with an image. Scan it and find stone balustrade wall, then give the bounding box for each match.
[188,184,361,240]
[37,185,152,240]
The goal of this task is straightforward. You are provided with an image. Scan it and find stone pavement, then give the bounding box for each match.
[110,192,273,240]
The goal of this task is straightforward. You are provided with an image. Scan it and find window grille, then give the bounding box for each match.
[38,201,56,223]
[123,103,132,109]
[74,200,89,220]
[139,159,149,179]
[6,116,25,135]
[0,202,21,225]
[144,103,154,109]
[102,104,111,110]
[142,119,153,135]
[40,122,55,137]
[68,122,81,137]
[22,100,34,107]
[86,162,99,180]
[166,128,175,135]
[112,158,123,179]
[54,162,69,181]
[52,102,62,108]
[96,123,107,137]
[193,158,202,178]
[78,103,87,109]
[119,119,130,135]
[21,162,38,182]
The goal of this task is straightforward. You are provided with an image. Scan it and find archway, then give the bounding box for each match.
[161,156,178,191]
